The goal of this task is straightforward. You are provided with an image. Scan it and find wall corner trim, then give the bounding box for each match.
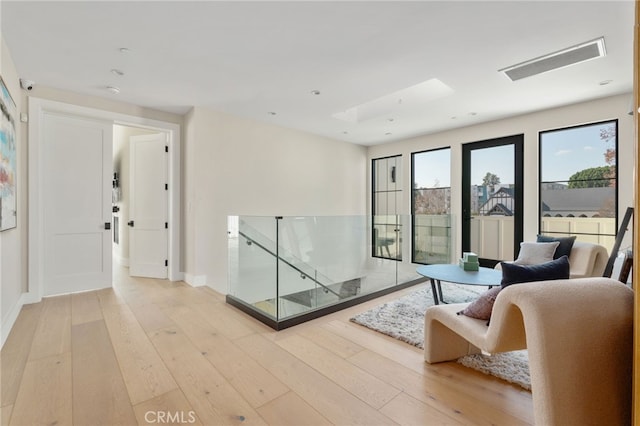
[184,274,207,287]
[1,291,40,349]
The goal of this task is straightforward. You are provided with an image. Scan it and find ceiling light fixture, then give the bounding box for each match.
[311,90,321,95]
[111,69,124,76]
[499,37,606,81]
[119,47,131,54]
[268,111,277,116]
[599,79,613,86]
[106,86,120,95]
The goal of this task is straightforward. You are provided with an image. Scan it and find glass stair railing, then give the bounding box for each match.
[227,215,452,330]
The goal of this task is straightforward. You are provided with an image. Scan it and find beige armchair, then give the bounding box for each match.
[568,241,608,278]
[424,277,633,425]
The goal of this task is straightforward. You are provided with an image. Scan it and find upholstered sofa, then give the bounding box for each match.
[423,277,633,425]
[495,241,609,278]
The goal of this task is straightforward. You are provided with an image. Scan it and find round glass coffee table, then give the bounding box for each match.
[416,264,502,305]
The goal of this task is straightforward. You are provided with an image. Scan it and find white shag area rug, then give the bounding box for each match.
[350,285,531,390]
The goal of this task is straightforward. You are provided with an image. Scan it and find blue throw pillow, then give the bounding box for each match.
[536,235,577,260]
[500,255,570,288]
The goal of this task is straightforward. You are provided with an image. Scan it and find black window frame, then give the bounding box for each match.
[371,154,403,261]
[538,119,618,243]
[410,146,452,265]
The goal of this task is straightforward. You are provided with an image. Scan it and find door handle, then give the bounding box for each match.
[104,222,111,230]
[128,220,134,227]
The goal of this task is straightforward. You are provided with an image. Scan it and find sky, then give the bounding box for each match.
[540,122,614,182]
[413,145,515,188]
[412,121,615,188]
[413,148,451,188]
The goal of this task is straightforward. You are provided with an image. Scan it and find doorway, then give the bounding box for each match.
[462,134,524,267]
[28,98,181,300]
[112,126,169,279]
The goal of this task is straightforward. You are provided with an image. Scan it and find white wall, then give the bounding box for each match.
[184,106,368,292]
[0,37,27,345]
[367,93,635,261]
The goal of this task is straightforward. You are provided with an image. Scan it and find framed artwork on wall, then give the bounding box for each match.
[0,75,17,231]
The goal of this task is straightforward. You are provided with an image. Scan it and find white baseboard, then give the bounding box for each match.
[184,273,207,287]
[1,291,39,349]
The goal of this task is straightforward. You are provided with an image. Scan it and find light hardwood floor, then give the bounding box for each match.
[1,266,533,425]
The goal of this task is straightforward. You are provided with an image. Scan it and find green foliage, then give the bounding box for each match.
[568,166,613,188]
[482,172,500,187]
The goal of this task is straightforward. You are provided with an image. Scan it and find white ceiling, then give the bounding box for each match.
[1,1,634,146]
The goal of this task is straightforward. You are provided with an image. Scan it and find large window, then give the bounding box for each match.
[539,120,618,250]
[412,148,451,264]
[372,155,402,260]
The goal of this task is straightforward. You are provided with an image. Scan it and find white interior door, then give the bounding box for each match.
[43,113,113,296]
[129,133,168,278]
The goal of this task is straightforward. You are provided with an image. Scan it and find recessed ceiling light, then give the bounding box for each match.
[468,112,477,116]
[106,86,120,95]
[387,118,395,122]
[119,47,131,54]
[311,90,321,95]
[342,131,349,134]
[385,132,392,136]
[268,111,277,116]
[111,69,124,76]
[599,79,613,86]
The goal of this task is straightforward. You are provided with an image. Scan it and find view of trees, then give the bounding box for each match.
[413,187,450,215]
[568,166,614,188]
[481,172,500,189]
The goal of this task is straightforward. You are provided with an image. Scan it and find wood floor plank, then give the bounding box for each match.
[381,392,464,426]
[9,353,72,426]
[0,302,42,407]
[149,326,267,425]
[256,391,332,426]
[71,290,103,325]
[71,320,137,425]
[133,389,203,426]
[1,405,12,426]
[198,286,226,302]
[235,332,397,426]
[162,304,289,408]
[129,301,177,334]
[101,303,179,405]
[428,362,534,419]
[276,334,401,409]
[96,287,127,308]
[323,319,424,366]
[28,295,71,360]
[191,301,270,339]
[349,349,532,425]
[297,323,365,358]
